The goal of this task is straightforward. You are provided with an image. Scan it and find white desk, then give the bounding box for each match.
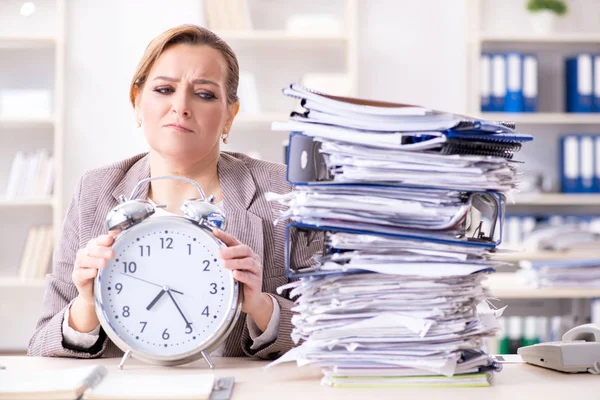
[1,356,600,399]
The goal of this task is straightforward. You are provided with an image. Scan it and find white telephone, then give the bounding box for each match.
[518,323,600,373]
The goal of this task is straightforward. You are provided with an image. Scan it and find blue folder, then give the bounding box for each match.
[505,52,524,113]
[566,54,594,113]
[560,134,580,193]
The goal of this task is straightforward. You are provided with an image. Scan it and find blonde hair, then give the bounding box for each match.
[129,24,239,107]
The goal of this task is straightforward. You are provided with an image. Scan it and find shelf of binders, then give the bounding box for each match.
[0,277,45,288]
[485,273,600,299]
[479,32,600,44]
[214,30,348,44]
[491,250,599,263]
[0,36,55,49]
[511,193,600,206]
[480,112,600,125]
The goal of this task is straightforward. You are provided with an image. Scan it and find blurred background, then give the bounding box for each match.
[2,0,600,355]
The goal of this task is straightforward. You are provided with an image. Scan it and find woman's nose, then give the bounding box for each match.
[171,92,191,118]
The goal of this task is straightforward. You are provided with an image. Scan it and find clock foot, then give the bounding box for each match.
[119,349,133,370]
[201,350,215,369]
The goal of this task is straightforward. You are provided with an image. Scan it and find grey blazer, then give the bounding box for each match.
[28,151,319,360]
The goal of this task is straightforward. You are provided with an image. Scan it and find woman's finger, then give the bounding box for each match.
[213,228,241,247]
[77,255,107,270]
[87,245,115,260]
[223,258,258,273]
[75,267,99,280]
[93,234,116,248]
[220,245,252,260]
[232,270,257,286]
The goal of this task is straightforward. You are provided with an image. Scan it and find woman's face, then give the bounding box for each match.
[136,43,238,164]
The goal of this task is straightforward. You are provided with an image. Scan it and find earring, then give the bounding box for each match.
[137,120,142,128]
[221,132,229,144]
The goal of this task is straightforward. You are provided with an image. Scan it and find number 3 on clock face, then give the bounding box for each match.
[94,216,238,360]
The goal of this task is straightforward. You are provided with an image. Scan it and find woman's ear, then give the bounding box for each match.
[229,100,240,118]
[225,101,240,131]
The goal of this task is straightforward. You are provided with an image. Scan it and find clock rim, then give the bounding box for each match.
[93,216,242,366]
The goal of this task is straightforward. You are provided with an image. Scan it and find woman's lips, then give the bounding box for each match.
[164,123,194,133]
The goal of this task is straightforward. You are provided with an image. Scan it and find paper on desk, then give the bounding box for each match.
[83,372,215,400]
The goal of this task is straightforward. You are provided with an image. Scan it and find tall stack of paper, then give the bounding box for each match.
[267,84,533,387]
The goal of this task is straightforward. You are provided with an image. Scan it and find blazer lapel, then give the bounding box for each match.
[111,153,152,203]
[218,153,265,355]
[218,152,264,263]
[89,153,151,238]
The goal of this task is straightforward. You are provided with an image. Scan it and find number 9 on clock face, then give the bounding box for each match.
[94,216,239,362]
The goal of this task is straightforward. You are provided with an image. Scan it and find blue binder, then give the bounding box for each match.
[505,52,524,113]
[580,134,595,192]
[565,54,594,113]
[523,54,538,113]
[490,53,506,112]
[594,55,600,112]
[560,134,580,193]
[595,135,600,192]
[481,53,492,112]
[284,222,501,278]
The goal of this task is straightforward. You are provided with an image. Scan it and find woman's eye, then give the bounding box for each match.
[196,92,216,100]
[153,87,174,94]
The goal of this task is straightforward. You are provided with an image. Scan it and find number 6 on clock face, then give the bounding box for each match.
[94,215,240,366]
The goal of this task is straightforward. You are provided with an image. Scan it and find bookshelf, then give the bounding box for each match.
[206,0,359,164]
[0,0,65,351]
[467,0,600,223]
[0,36,55,49]
[0,277,46,288]
[468,1,600,350]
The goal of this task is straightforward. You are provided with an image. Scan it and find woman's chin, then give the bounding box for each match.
[153,144,214,162]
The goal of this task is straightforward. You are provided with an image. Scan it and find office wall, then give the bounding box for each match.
[358,0,468,114]
[62,0,469,213]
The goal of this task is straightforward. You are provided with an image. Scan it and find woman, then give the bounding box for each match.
[28,24,317,360]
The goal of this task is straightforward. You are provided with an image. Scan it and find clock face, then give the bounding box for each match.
[95,216,237,358]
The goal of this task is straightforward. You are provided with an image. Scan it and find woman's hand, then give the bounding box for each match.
[69,231,119,333]
[213,228,274,332]
[72,232,118,305]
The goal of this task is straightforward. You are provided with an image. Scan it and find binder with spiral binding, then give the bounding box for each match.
[285,132,524,186]
[441,140,522,159]
[445,129,532,143]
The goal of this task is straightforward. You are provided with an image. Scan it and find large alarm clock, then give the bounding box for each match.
[93,176,242,369]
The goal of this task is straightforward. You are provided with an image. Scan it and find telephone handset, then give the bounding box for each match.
[518,323,600,373]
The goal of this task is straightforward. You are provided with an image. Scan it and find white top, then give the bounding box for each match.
[62,199,280,354]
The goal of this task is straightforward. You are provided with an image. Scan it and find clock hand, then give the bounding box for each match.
[119,273,184,295]
[166,289,192,331]
[146,289,166,311]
